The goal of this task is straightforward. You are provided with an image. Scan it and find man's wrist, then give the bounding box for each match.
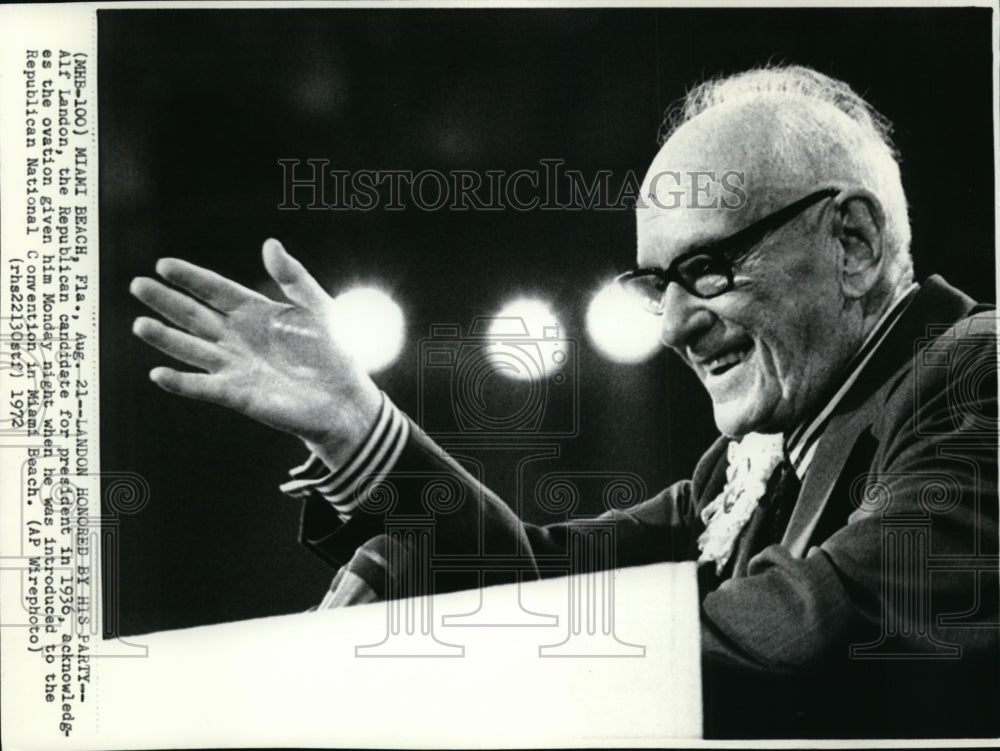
[305,379,383,469]
[281,392,410,519]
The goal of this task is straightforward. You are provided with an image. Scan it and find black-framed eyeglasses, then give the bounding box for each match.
[616,188,840,314]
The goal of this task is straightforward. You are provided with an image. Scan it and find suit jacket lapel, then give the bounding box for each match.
[780,276,981,558]
[782,407,874,557]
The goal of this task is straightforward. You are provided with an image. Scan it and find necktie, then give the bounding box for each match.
[764,458,802,545]
[731,457,802,577]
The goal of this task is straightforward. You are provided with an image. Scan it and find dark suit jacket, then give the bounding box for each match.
[300,276,998,739]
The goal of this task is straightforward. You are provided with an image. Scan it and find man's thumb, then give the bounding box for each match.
[262,238,328,309]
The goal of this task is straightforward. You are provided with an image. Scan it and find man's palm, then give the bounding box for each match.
[130,239,381,452]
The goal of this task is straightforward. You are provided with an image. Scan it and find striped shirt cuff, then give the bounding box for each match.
[280,393,410,519]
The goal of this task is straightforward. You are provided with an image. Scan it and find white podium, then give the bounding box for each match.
[6,562,701,749]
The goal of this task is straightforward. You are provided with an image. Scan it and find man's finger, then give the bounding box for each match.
[156,257,269,313]
[261,238,330,310]
[149,367,226,405]
[133,317,225,371]
[130,277,225,339]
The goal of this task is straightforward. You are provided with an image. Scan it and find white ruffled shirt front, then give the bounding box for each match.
[697,433,785,575]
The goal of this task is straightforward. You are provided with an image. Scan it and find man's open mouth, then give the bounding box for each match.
[703,344,753,377]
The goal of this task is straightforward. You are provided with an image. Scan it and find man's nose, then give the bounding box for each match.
[658,283,715,350]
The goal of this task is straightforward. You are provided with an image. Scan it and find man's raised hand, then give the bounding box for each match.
[130,238,382,464]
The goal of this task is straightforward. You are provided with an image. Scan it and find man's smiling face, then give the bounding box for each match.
[637,103,862,438]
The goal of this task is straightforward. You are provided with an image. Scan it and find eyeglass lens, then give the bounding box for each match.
[622,255,731,313]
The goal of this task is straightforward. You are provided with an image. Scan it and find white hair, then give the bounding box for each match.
[660,65,913,285]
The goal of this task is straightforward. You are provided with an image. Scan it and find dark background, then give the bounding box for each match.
[99,7,995,636]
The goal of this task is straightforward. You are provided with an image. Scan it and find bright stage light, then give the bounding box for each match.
[327,286,405,373]
[487,298,566,381]
[586,281,662,364]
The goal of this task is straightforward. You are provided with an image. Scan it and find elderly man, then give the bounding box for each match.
[131,65,997,738]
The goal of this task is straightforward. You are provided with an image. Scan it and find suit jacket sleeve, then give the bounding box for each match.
[299,420,721,584]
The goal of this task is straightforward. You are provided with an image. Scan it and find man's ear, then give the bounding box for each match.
[832,190,885,299]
